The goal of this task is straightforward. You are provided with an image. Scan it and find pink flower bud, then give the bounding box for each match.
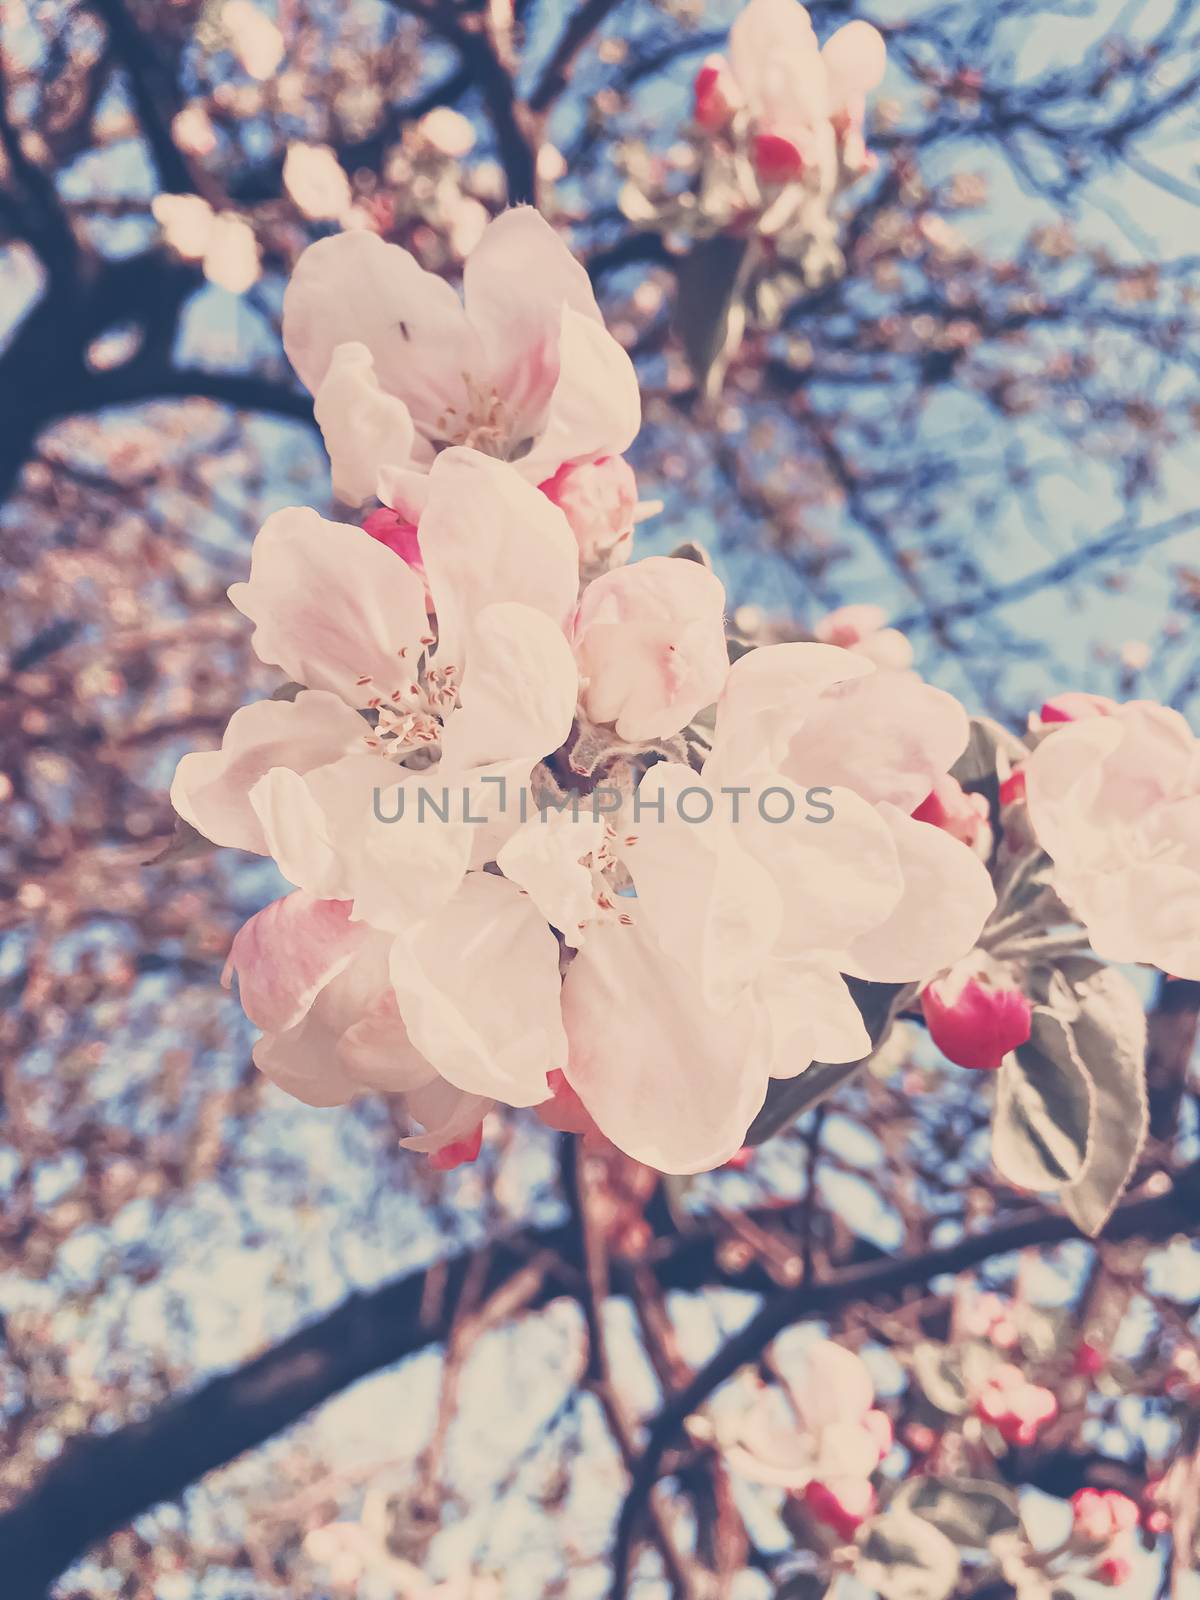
[974,1364,1057,1445]
[693,55,739,132]
[1095,1555,1133,1588]
[1039,691,1118,724]
[752,131,807,184]
[999,768,1027,807]
[572,555,729,741]
[921,958,1032,1071]
[539,456,637,571]
[803,1477,876,1541]
[427,1123,484,1171]
[1072,1339,1107,1378]
[912,774,992,857]
[362,506,423,570]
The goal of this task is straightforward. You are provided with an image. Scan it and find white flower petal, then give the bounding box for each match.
[706,642,873,784]
[762,960,870,1078]
[518,305,641,482]
[282,230,481,440]
[224,891,368,1034]
[439,601,579,770]
[389,873,564,1106]
[496,809,604,948]
[314,342,416,505]
[562,919,771,1173]
[228,506,429,705]
[783,671,970,812]
[462,208,604,433]
[418,448,579,662]
[845,805,995,983]
[171,689,366,854]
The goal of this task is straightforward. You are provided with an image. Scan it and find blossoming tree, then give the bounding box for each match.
[2,1,1200,1597]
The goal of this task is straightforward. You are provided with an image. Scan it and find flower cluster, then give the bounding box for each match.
[172,209,997,1173]
[694,0,886,191]
[706,1338,891,1540]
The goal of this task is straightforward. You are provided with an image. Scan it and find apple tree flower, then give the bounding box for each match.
[1024,698,1200,979]
[281,207,641,508]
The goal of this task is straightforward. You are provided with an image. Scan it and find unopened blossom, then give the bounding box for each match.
[540,455,637,571]
[572,555,730,740]
[223,892,498,1152]
[974,1363,1057,1446]
[722,0,886,186]
[1038,690,1117,725]
[912,773,992,858]
[814,602,913,672]
[920,953,1031,1070]
[1025,699,1200,978]
[282,207,640,504]
[1071,1489,1139,1546]
[692,55,741,132]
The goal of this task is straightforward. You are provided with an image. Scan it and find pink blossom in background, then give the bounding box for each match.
[1025,699,1200,978]
[281,207,640,504]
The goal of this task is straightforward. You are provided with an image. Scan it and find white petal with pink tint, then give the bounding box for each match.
[495,808,604,948]
[439,602,579,771]
[313,342,416,505]
[224,891,367,1034]
[762,959,871,1077]
[846,804,995,983]
[229,507,429,704]
[282,229,481,442]
[562,919,771,1173]
[707,641,872,784]
[782,671,969,811]
[730,0,827,128]
[418,448,579,661]
[573,556,729,740]
[518,306,641,483]
[389,873,563,1106]
[462,208,603,428]
[625,763,781,1011]
[171,689,366,854]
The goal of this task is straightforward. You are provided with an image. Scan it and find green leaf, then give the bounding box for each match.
[910,1343,971,1417]
[746,980,908,1144]
[952,715,1027,787]
[1060,967,1148,1237]
[893,1477,1020,1548]
[145,815,213,866]
[993,1007,1092,1192]
[859,1511,962,1600]
[674,233,752,397]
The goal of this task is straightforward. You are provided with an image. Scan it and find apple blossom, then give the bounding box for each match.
[572,555,730,740]
[172,448,580,929]
[974,1363,1057,1445]
[912,773,993,858]
[1038,691,1118,725]
[725,0,886,187]
[281,207,640,503]
[715,1339,888,1538]
[813,602,914,672]
[539,454,637,572]
[1071,1489,1139,1546]
[693,55,740,132]
[1024,699,1200,978]
[222,891,496,1156]
[920,954,1032,1070]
